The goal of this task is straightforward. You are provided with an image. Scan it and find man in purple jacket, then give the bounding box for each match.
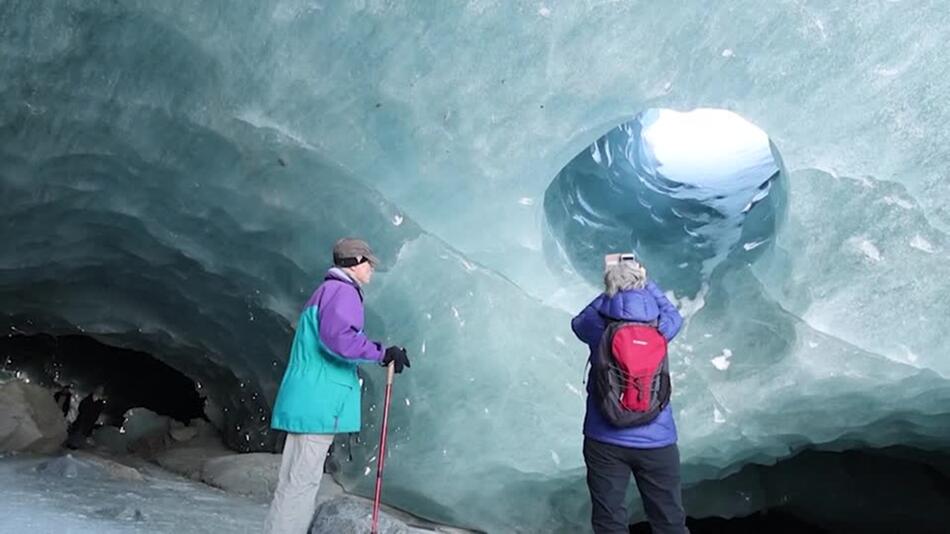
[265,238,411,534]
[571,254,688,534]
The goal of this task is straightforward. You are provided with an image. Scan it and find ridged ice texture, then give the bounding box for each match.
[2,2,950,532]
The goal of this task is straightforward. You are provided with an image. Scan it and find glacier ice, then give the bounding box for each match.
[2,1,950,532]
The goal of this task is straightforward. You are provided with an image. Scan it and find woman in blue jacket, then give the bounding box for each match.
[265,238,410,534]
[571,254,688,534]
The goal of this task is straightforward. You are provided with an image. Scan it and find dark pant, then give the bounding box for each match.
[583,437,688,534]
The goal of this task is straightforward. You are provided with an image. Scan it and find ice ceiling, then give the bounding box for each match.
[2,1,950,531]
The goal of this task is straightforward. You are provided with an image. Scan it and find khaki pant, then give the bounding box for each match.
[263,433,335,534]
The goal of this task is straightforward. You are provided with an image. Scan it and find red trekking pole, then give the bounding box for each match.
[371,362,396,534]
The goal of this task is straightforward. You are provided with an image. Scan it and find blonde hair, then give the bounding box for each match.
[604,260,647,296]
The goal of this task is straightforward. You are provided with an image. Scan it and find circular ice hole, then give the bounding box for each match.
[543,108,786,295]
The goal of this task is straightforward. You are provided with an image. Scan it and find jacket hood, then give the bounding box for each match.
[325,267,363,300]
[326,267,355,284]
[595,289,661,323]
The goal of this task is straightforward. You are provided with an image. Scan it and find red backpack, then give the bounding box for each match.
[592,320,671,427]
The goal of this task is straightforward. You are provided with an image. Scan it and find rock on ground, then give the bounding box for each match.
[0,379,67,454]
[310,495,417,534]
[34,452,144,482]
[200,452,281,499]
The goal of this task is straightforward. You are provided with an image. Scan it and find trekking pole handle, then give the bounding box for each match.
[386,361,395,385]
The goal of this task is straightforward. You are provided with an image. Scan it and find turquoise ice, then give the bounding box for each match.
[2,2,950,531]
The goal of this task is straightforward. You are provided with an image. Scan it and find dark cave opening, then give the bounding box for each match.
[631,509,826,534]
[631,446,950,534]
[1,333,206,431]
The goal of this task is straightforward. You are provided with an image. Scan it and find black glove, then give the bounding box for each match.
[381,346,411,374]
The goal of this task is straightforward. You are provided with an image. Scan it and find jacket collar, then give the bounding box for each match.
[326,267,356,284]
[325,267,364,300]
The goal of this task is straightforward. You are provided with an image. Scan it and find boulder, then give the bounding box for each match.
[34,452,143,481]
[200,452,281,499]
[169,423,199,443]
[122,407,172,442]
[310,495,419,534]
[0,380,67,454]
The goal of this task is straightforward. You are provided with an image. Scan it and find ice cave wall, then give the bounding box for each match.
[2,1,950,531]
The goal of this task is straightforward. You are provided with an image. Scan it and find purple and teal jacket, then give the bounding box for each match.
[571,281,684,448]
[271,268,383,434]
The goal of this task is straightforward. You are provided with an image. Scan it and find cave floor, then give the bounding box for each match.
[0,452,267,533]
